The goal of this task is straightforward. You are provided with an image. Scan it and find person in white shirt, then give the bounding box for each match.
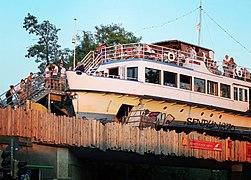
[59,64,66,91]
[223,55,230,77]
[191,47,197,59]
[45,63,51,88]
[52,63,58,90]
[188,46,197,59]
[16,79,25,103]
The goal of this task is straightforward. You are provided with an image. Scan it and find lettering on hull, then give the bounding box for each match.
[186,117,235,131]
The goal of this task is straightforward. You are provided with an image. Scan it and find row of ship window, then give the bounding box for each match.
[126,67,248,102]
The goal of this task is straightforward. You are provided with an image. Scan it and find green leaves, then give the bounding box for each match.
[94,24,141,46]
[75,24,142,64]
[24,14,142,72]
[23,13,62,72]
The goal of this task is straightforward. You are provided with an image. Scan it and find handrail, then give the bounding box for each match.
[77,51,95,72]
[0,73,68,109]
[86,53,102,74]
[96,42,251,82]
[0,76,30,108]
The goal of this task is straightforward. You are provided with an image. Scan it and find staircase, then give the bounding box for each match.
[0,50,102,109]
[77,51,103,74]
[0,73,66,109]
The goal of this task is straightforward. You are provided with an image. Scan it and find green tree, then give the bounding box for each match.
[74,31,96,65]
[75,24,142,64]
[23,13,62,72]
[95,24,141,46]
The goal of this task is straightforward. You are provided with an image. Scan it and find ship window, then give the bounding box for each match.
[127,67,138,81]
[194,77,205,93]
[163,71,177,87]
[239,88,243,101]
[145,68,161,84]
[180,75,192,90]
[220,83,230,98]
[244,89,248,102]
[234,87,238,100]
[109,67,119,78]
[207,81,218,96]
[239,88,248,102]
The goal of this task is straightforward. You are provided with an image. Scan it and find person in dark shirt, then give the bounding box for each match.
[6,85,14,105]
[75,62,84,72]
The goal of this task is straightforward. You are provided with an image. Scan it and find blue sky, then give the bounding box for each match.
[1,0,251,93]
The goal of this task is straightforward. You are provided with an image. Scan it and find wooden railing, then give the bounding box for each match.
[0,106,250,163]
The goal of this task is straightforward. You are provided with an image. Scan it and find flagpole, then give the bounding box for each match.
[198,0,202,46]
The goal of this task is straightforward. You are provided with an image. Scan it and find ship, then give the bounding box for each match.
[1,3,251,138]
[66,40,251,136]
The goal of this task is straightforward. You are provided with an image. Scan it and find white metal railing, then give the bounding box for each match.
[86,53,102,74]
[0,73,68,109]
[76,51,94,72]
[98,43,251,82]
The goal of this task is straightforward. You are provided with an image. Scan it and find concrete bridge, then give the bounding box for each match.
[0,106,251,179]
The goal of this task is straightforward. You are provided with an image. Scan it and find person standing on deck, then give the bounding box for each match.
[52,63,59,90]
[16,79,25,104]
[229,57,236,78]
[191,47,197,59]
[197,48,203,60]
[6,85,14,106]
[75,62,84,72]
[59,64,66,91]
[26,72,33,96]
[45,63,51,89]
[223,55,230,77]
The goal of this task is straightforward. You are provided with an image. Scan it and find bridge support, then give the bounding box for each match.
[231,164,242,180]
[55,147,86,179]
[56,148,70,179]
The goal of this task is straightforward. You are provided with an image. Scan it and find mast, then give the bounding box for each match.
[198,0,202,46]
[72,18,77,69]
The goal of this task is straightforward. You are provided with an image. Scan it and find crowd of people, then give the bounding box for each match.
[2,42,249,108]
[96,42,249,80]
[44,63,66,90]
[222,55,237,77]
[100,43,206,65]
[4,72,34,108]
[3,63,68,107]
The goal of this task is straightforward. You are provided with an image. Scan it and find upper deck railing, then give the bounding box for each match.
[99,43,251,82]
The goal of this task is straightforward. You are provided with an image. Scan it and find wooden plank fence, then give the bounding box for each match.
[0,106,250,163]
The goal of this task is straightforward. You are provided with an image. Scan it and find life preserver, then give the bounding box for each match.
[168,52,175,62]
[236,67,243,78]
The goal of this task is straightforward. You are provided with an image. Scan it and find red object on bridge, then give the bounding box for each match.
[190,139,222,151]
[246,143,251,157]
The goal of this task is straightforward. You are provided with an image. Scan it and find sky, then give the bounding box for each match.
[1,0,251,94]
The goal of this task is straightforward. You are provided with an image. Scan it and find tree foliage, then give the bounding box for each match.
[95,24,141,46]
[23,15,141,71]
[74,31,96,64]
[75,24,142,63]
[23,13,63,72]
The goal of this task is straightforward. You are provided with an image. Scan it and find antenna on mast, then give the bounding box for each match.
[72,18,77,69]
[197,0,202,46]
